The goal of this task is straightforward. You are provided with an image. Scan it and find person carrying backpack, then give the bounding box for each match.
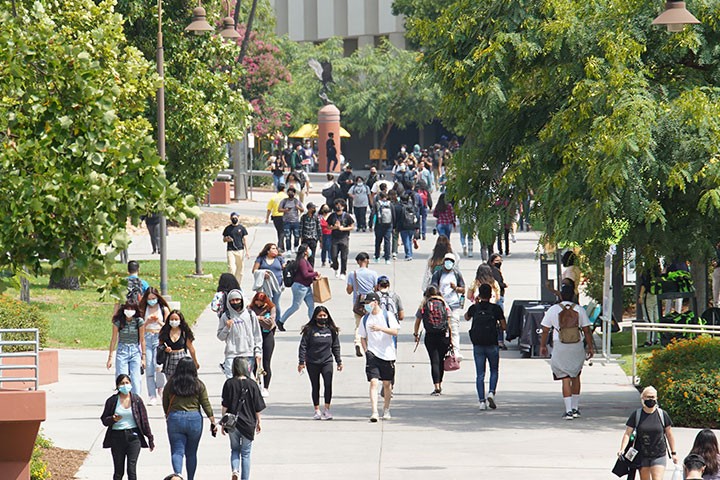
[377,276,404,321]
[539,283,594,420]
[398,193,419,261]
[373,192,395,263]
[465,283,506,410]
[413,286,452,396]
[430,253,466,359]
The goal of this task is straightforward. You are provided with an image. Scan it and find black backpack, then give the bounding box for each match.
[421,297,449,333]
[282,260,298,287]
[126,277,143,302]
[469,306,498,346]
[401,201,417,229]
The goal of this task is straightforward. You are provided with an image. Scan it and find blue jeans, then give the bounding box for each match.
[437,223,453,238]
[460,226,474,252]
[116,343,142,396]
[400,229,415,259]
[321,234,332,264]
[272,174,284,192]
[419,205,428,236]
[473,345,500,402]
[271,289,283,322]
[167,410,203,480]
[279,282,314,325]
[145,333,165,397]
[229,429,253,479]
[223,356,255,380]
[283,222,300,251]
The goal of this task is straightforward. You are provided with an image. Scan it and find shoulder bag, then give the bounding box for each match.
[352,272,368,316]
[220,379,246,432]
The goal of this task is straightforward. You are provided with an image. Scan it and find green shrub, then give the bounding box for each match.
[638,336,720,428]
[0,295,49,351]
[31,432,52,480]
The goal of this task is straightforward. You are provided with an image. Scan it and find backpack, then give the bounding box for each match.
[469,306,498,346]
[421,297,449,333]
[282,260,298,287]
[417,189,429,207]
[377,201,393,226]
[126,276,143,303]
[362,310,397,348]
[402,201,418,229]
[558,303,581,343]
[379,291,398,316]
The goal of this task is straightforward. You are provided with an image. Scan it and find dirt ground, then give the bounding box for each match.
[43,446,87,480]
[127,211,261,235]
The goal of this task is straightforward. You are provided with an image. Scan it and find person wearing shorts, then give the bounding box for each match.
[357,292,399,423]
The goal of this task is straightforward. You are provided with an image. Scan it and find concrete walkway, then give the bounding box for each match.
[43,189,697,479]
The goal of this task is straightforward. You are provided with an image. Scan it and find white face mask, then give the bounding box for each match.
[123,310,136,318]
[169,320,181,328]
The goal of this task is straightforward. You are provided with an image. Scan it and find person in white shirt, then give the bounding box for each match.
[357,292,400,422]
[430,253,466,360]
[539,284,594,420]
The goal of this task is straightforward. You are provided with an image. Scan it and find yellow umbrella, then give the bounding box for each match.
[288,124,351,138]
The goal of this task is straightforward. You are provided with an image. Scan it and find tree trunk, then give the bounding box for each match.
[20,276,30,303]
[238,0,258,65]
[380,123,394,150]
[233,0,242,27]
[48,275,80,290]
[691,255,709,311]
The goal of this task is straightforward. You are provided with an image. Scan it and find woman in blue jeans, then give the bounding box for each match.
[220,357,266,480]
[139,287,170,405]
[107,300,146,396]
[163,357,217,480]
[277,244,319,331]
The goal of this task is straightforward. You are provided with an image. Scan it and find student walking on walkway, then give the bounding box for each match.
[413,286,451,396]
[107,300,146,396]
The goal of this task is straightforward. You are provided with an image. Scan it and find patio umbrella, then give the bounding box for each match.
[289,124,351,138]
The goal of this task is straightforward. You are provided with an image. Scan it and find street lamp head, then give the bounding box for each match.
[652,1,700,32]
[220,17,241,40]
[185,6,214,34]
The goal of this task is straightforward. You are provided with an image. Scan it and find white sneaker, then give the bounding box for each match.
[334,270,340,278]
[148,396,157,406]
[313,410,322,420]
[385,259,391,265]
[339,274,346,281]
[382,409,392,420]
[478,401,487,411]
[511,233,517,243]
[261,388,269,398]
[370,411,379,422]
[322,409,333,420]
[487,392,497,409]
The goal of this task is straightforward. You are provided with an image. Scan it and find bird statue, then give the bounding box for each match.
[308,58,335,105]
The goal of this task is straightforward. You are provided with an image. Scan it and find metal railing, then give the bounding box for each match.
[0,328,40,391]
[631,323,720,386]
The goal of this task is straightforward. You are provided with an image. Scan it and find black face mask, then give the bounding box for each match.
[231,302,243,311]
[494,263,502,268]
[317,319,327,326]
[643,399,657,408]
[231,218,238,225]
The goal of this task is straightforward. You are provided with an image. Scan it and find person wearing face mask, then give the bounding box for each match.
[279,187,305,253]
[347,252,379,357]
[107,300,146,395]
[299,202,322,267]
[159,310,199,378]
[248,292,277,397]
[223,213,250,286]
[277,244,320,330]
[327,199,355,279]
[618,386,678,480]
[357,293,400,422]
[101,374,154,480]
[430,254,466,360]
[349,176,372,232]
[487,254,509,350]
[298,306,343,420]
[217,290,263,379]
[139,288,171,405]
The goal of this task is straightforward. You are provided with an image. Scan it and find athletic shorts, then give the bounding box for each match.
[365,351,395,382]
[637,456,666,468]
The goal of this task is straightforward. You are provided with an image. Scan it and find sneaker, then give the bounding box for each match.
[422,234,426,240]
[261,388,269,398]
[572,409,581,418]
[392,253,397,260]
[322,409,333,420]
[276,322,286,332]
[321,262,327,267]
[374,257,380,264]
[355,345,363,357]
[334,270,340,278]
[405,257,413,261]
[232,471,240,480]
[511,233,517,243]
[370,411,379,422]
[148,396,157,406]
[498,342,508,351]
[339,274,346,280]
[430,389,441,396]
[462,247,468,257]
[382,409,392,420]
[563,411,574,420]
[487,392,497,410]
[478,401,487,411]
[313,410,322,420]
[468,251,474,258]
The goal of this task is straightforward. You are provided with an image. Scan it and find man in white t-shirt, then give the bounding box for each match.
[346,252,379,357]
[539,284,594,420]
[357,292,400,422]
[430,253,466,359]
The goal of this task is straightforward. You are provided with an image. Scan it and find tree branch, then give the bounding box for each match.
[237,0,258,65]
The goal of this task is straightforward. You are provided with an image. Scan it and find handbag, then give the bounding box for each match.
[443,347,461,371]
[156,343,167,366]
[352,272,368,316]
[219,379,246,433]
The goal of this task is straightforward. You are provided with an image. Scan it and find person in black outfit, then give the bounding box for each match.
[298,306,343,420]
[337,164,355,210]
[488,253,508,349]
[143,213,161,254]
[326,132,338,172]
[413,286,452,396]
[222,212,250,285]
[327,199,355,279]
[300,202,322,267]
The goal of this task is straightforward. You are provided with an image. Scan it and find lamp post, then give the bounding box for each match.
[652,1,700,32]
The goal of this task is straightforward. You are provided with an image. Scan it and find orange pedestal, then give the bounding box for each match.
[318,105,342,173]
[208,181,231,204]
[2,350,58,390]
[0,389,46,480]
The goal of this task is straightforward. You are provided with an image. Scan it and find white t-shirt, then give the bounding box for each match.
[540,302,591,343]
[357,310,400,361]
[439,271,460,308]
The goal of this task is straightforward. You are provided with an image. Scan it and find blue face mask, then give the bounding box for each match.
[147,299,158,306]
[118,384,132,395]
[364,303,374,314]
[444,260,454,270]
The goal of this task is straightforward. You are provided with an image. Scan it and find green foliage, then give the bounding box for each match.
[0,295,49,351]
[400,0,720,270]
[638,336,720,428]
[0,0,194,291]
[30,431,52,480]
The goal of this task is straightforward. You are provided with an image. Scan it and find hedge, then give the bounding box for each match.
[0,295,49,351]
[638,336,720,428]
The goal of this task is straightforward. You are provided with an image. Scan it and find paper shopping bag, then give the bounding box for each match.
[312,277,331,303]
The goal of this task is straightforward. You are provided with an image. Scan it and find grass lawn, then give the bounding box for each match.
[4,260,227,350]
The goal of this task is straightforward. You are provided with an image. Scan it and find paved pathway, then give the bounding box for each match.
[42,190,698,479]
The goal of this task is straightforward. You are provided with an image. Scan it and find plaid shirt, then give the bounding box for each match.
[434,204,456,226]
[300,213,322,241]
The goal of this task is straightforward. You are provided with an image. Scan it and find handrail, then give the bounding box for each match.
[0,328,40,391]
[631,323,720,386]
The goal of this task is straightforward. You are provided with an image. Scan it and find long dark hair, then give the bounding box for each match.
[301,306,339,335]
[159,310,195,343]
[295,243,310,262]
[257,243,278,259]
[139,287,169,316]
[170,357,200,397]
[435,193,449,213]
[429,236,453,269]
[115,374,131,390]
[690,429,720,475]
[217,273,240,293]
[112,299,141,330]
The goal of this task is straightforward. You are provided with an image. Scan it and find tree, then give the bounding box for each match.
[398,0,720,284]
[0,0,195,299]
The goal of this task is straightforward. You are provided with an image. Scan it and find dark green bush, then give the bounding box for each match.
[638,336,720,428]
[0,295,49,351]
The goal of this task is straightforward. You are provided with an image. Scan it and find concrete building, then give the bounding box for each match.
[269,0,406,54]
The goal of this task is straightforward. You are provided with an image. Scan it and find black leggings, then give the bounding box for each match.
[257,330,275,389]
[424,333,450,385]
[307,362,334,406]
[110,429,141,480]
[272,216,284,247]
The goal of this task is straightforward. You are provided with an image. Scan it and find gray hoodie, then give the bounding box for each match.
[217,289,263,358]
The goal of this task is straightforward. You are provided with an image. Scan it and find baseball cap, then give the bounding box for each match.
[230,212,239,218]
[443,253,456,262]
[364,292,380,303]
